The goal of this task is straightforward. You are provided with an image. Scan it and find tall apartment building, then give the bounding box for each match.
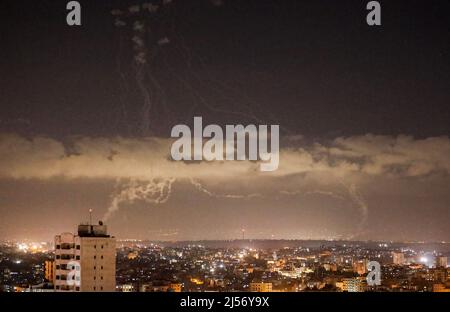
[54,221,116,292]
[392,252,405,265]
[250,282,273,292]
[44,260,55,283]
[436,256,448,268]
[433,283,450,292]
[353,259,369,275]
[342,277,367,292]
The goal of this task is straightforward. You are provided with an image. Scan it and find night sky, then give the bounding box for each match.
[0,0,449,241]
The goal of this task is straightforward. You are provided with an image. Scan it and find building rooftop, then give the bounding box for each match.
[78,221,110,237]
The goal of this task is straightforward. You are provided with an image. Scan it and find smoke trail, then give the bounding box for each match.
[279,189,347,201]
[341,182,369,238]
[105,177,260,222]
[104,177,176,221]
[112,4,165,135]
[111,0,287,136]
[189,178,261,199]
[190,179,348,202]
[280,183,368,239]
[114,31,135,134]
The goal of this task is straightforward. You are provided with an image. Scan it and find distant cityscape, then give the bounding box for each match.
[0,220,449,292]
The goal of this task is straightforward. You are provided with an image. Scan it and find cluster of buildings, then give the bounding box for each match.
[0,222,449,292]
[53,221,116,292]
[0,220,116,292]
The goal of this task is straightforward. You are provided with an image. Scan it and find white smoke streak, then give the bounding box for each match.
[111,0,272,133]
[341,182,369,238]
[280,189,346,201]
[189,178,261,199]
[128,5,140,13]
[104,177,176,221]
[281,183,368,238]
[142,3,159,13]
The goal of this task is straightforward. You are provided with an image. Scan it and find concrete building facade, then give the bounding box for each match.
[54,221,116,292]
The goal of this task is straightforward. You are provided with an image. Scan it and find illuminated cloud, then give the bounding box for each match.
[1,133,449,181]
[1,132,449,240]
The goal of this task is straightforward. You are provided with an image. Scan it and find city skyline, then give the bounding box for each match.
[1,228,449,293]
[1,0,450,242]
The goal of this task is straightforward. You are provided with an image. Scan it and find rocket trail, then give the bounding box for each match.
[103,177,176,221]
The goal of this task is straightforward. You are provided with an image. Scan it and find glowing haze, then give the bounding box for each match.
[1,0,449,241]
[0,132,449,241]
